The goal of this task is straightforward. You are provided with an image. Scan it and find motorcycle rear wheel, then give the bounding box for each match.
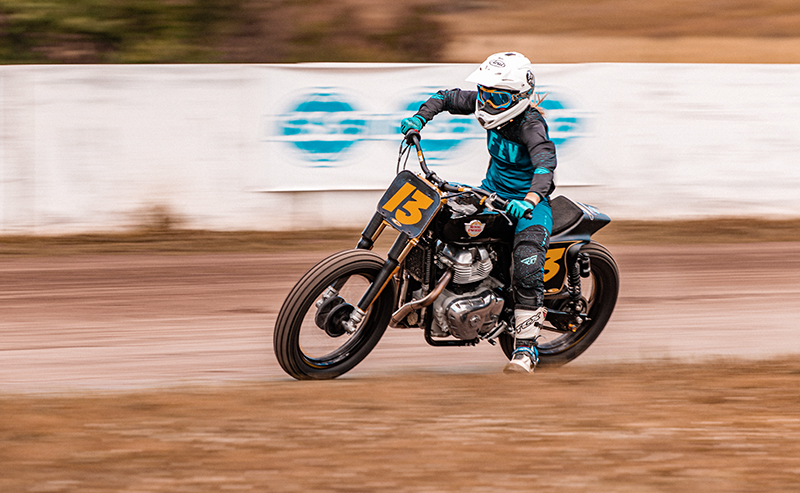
[274,250,395,380]
[500,241,619,366]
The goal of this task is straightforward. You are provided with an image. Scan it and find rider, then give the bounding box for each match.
[400,52,556,374]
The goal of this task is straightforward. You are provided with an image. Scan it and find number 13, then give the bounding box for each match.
[382,183,434,225]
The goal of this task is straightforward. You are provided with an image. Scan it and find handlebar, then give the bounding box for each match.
[403,131,533,220]
[478,192,534,220]
[404,130,437,184]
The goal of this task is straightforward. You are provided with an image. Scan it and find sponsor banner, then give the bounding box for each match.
[3,63,800,233]
[259,63,593,191]
[258,63,800,221]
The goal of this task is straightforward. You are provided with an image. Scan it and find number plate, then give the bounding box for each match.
[377,171,441,239]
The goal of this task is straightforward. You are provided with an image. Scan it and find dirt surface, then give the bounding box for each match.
[3,237,800,490]
[2,238,800,392]
[5,360,800,492]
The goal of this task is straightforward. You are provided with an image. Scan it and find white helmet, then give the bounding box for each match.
[466,52,535,129]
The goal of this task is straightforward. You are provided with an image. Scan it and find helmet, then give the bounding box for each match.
[466,52,535,129]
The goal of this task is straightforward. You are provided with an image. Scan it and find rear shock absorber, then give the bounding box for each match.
[566,254,586,331]
[568,259,582,306]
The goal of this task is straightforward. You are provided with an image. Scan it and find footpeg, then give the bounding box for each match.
[480,321,509,345]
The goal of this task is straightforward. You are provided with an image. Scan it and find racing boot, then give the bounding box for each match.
[503,307,547,374]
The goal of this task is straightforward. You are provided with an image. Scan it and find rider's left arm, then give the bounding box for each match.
[520,115,557,201]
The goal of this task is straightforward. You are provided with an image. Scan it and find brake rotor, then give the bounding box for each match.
[324,303,355,338]
[551,298,588,332]
[315,295,344,329]
[314,295,354,338]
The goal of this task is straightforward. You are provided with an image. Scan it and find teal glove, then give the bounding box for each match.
[506,199,534,219]
[400,115,426,135]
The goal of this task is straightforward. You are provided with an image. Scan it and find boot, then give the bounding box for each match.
[503,307,546,374]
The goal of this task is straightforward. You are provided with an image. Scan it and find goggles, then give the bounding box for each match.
[477,85,519,110]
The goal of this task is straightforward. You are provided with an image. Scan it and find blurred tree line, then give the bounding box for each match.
[0,0,447,64]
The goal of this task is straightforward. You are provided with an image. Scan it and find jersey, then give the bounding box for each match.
[414,88,557,201]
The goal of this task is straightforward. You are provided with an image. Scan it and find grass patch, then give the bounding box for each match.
[0,229,363,256]
[0,0,448,64]
[3,218,800,256]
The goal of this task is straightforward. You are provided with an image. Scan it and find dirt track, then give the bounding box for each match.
[2,241,800,392]
[5,240,800,491]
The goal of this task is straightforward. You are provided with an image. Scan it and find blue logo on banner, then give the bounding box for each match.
[270,87,586,166]
[276,91,367,164]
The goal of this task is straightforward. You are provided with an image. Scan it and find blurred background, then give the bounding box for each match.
[4,0,800,234]
[3,0,800,65]
[5,3,800,491]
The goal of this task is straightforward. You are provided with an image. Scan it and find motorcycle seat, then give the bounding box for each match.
[550,195,584,236]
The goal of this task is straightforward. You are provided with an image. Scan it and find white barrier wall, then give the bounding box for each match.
[2,63,800,234]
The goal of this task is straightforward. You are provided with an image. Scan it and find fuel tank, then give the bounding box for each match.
[434,205,515,245]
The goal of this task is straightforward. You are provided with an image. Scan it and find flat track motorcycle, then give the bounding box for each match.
[274,131,619,380]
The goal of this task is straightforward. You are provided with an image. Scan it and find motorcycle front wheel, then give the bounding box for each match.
[500,241,620,366]
[273,249,395,380]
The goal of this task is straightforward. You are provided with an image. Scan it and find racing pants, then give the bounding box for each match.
[512,198,552,310]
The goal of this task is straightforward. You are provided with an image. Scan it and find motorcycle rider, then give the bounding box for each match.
[400,52,556,374]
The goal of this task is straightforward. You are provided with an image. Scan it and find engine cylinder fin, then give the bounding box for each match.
[440,245,493,284]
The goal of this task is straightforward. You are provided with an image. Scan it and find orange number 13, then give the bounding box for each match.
[382,183,434,225]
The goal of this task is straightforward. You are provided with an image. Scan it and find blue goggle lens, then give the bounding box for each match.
[477,86,515,109]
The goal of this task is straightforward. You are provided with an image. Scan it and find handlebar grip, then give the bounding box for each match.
[440,182,460,193]
[404,129,421,146]
[489,195,533,220]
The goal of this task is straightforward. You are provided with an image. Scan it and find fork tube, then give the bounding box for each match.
[327,213,386,293]
[356,232,412,313]
[356,212,386,250]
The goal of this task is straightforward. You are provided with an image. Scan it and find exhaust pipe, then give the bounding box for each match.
[390,270,452,327]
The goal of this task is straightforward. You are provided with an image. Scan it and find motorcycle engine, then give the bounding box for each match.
[430,244,504,340]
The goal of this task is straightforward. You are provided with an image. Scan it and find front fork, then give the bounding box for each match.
[329,212,415,333]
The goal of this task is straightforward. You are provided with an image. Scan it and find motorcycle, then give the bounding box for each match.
[274,131,619,380]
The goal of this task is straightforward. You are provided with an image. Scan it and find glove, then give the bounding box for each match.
[400,114,426,135]
[505,199,534,219]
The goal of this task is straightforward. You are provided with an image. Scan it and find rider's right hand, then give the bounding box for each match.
[400,115,426,135]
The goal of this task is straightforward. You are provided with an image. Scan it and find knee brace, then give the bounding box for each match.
[512,225,550,310]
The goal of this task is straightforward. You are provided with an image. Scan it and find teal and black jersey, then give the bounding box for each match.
[415,88,557,201]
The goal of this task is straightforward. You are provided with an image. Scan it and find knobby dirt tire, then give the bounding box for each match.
[500,241,620,366]
[273,249,395,380]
